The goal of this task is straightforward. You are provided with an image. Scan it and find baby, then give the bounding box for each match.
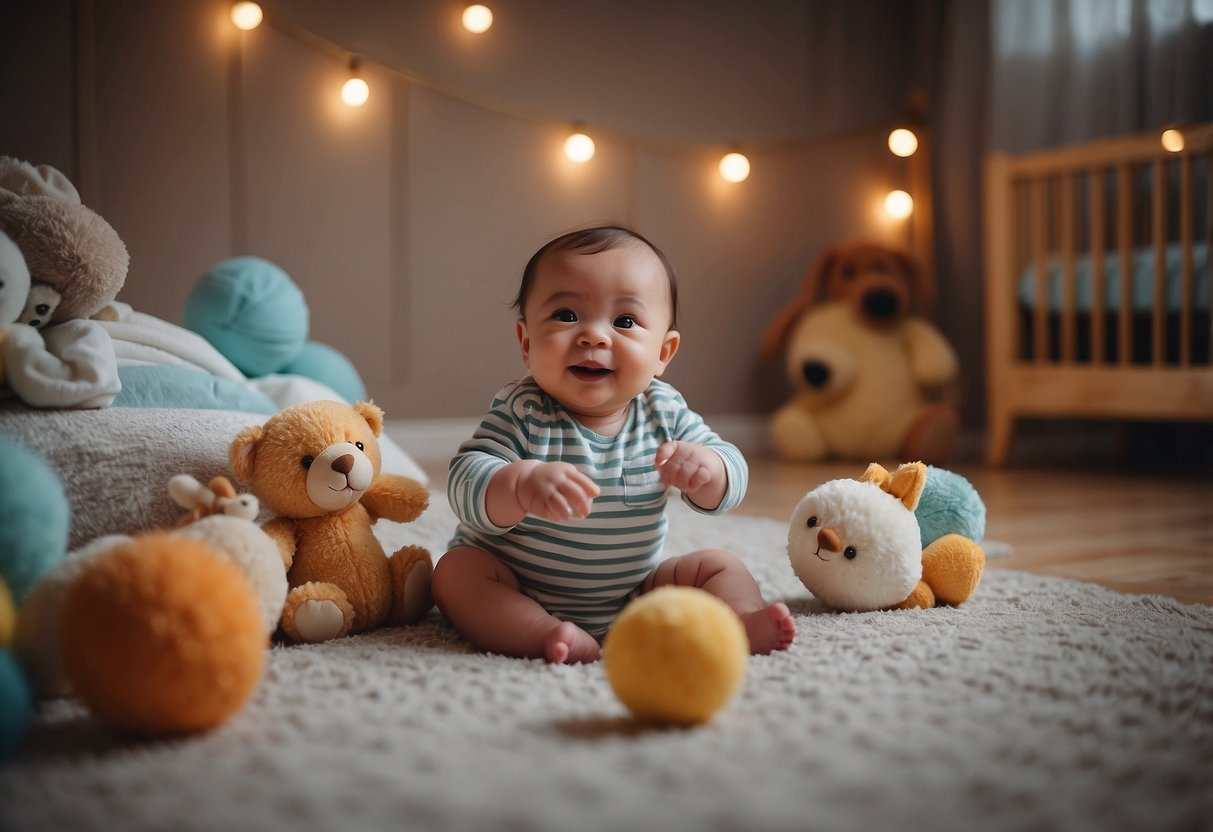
[432,225,795,663]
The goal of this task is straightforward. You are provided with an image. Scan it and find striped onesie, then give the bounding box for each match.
[447,376,748,638]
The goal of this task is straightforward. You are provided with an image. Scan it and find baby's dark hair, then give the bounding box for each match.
[513,225,679,329]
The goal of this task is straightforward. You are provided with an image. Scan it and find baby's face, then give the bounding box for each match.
[517,242,680,433]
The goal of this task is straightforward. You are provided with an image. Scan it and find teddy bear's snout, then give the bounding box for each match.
[861,289,901,321]
[802,361,830,388]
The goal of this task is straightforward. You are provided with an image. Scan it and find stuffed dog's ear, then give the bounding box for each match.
[229,425,264,482]
[353,400,384,437]
[758,246,840,361]
[893,249,935,315]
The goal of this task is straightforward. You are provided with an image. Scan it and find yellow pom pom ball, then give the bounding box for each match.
[603,586,747,725]
[60,533,266,735]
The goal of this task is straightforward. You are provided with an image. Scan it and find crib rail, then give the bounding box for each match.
[983,124,1213,465]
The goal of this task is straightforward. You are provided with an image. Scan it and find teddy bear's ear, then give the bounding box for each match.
[859,462,891,489]
[353,400,384,437]
[229,426,264,482]
[893,248,935,315]
[886,461,928,511]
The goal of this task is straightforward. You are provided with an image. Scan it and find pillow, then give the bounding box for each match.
[280,340,368,404]
[183,257,309,377]
[114,365,277,413]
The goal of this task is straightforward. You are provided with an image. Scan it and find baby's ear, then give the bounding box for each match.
[887,461,928,511]
[353,400,384,436]
[229,426,264,481]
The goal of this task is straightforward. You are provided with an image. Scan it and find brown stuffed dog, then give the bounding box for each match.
[229,399,434,644]
[759,241,960,463]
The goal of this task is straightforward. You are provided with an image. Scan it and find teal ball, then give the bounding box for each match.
[184,256,309,377]
[0,434,69,602]
[281,340,368,403]
[916,466,986,548]
[0,650,32,761]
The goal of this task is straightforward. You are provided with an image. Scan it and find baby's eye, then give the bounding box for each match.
[806,516,817,528]
[614,315,637,329]
[552,308,577,323]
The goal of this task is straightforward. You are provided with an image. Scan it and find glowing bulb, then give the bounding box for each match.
[564,132,595,163]
[1161,128,1185,153]
[463,4,493,33]
[719,152,750,183]
[888,127,919,157]
[342,77,370,107]
[230,1,263,30]
[884,190,914,219]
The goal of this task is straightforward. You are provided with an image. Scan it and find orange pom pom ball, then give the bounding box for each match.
[603,586,747,725]
[60,533,265,734]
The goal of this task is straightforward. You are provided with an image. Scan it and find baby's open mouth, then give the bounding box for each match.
[569,363,611,381]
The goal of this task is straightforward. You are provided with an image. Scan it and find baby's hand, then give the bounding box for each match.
[516,461,601,521]
[655,441,725,500]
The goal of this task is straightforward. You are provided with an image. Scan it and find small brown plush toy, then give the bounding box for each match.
[229,399,434,644]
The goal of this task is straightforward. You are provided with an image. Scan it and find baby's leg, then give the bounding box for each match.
[432,546,601,663]
[642,549,794,654]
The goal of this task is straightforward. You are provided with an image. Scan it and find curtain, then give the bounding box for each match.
[988,0,1213,152]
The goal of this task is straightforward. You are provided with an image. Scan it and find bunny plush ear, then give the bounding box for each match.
[0,157,81,204]
[861,460,927,511]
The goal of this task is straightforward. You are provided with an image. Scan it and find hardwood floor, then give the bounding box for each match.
[420,450,1213,607]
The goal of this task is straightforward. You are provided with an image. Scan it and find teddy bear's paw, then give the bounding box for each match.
[771,406,829,463]
[387,545,434,626]
[281,583,354,643]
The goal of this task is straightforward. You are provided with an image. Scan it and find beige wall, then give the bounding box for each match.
[4,0,927,421]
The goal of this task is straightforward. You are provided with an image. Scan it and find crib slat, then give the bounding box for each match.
[1090,168,1106,365]
[1032,177,1049,363]
[1179,154,1193,367]
[1152,160,1166,366]
[1117,164,1133,366]
[1060,172,1076,363]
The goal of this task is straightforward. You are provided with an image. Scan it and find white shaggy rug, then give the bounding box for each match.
[2,500,1211,832]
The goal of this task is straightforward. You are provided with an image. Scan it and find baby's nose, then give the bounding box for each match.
[578,324,611,346]
[817,527,842,552]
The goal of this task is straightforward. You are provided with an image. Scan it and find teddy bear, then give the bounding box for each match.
[759,241,961,464]
[786,461,985,612]
[0,156,127,408]
[229,399,434,644]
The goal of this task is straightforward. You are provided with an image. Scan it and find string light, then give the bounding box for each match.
[341,58,370,107]
[230,1,263,31]
[884,190,913,219]
[564,131,595,163]
[462,4,494,34]
[1160,128,1185,153]
[887,127,918,157]
[718,152,750,183]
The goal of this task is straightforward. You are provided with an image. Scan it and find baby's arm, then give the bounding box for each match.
[655,441,727,512]
[484,460,601,527]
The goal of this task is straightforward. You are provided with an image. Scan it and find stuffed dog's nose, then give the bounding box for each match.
[802,361,830,388]
[862,290,900,321]
[817,527,842,552]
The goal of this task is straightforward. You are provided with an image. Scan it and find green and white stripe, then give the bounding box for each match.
[447,377,747,637]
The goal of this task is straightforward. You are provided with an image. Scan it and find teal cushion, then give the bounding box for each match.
[280,340,368,403]
[1017,242,1208,312]
[0,434,69,602]
[183,257,309,377]
[0,650,32,762]
[114,365,277,413]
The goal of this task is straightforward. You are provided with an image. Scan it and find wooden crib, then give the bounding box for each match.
[983,124,1213,465]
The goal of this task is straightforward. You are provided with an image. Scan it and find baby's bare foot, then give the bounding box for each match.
[741,603,795,654]
[544,621,602,664]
